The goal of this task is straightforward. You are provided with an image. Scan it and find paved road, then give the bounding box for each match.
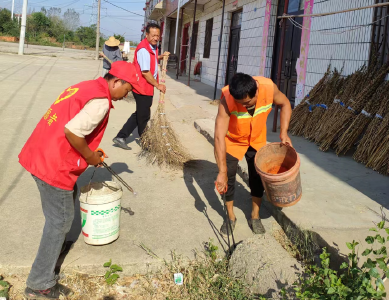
[0,41,96,59]
[0,53,281,276]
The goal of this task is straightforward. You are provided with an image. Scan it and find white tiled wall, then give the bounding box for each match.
[178,0,273,89]
[304,0,375,96]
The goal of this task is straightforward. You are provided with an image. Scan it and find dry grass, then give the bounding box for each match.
[5,242,251,300]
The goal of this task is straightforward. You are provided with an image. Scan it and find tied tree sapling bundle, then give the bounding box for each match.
[366,114,389,175]
[303,68,345,140]
[354,90,389,164]
[289,65,331,134]
[318,63,389,152]
[336,81,389,156]
[316,65,368,150]
[139,56,191,168]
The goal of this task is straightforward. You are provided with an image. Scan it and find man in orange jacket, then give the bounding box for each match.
[19,61,143,299]
[214,73,292,237]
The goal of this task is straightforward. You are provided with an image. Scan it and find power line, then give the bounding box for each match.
[102,0,144,17]
[279,1,389,19]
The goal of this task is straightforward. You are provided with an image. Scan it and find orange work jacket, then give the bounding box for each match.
[223,76,274,160]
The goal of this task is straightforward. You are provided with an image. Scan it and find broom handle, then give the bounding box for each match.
[99,51,113,64]
[159,56,169,103]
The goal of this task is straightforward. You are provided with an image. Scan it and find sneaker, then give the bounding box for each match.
[220,218,237,237]
[249,218,266,234]
[112,137,131,150]
[24,283,72,299]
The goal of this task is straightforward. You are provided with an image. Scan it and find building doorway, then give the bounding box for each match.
[226,10,242,85]
[168,19,177,53]
[181,23,190,74]
[271,0,304,106]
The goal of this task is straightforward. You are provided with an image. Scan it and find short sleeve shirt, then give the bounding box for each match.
[137,43,158,79]
[65,98,110,138]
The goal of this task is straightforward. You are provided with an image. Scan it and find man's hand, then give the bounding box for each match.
[85,151,104,166]
[215,172,228,194]
[280,132,293,147]
[158,52,170,60]
[157,84,166,94]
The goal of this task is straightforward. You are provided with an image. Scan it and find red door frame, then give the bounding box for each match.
[181,22,190,74]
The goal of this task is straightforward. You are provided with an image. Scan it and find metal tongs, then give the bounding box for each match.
[96,148,137,196]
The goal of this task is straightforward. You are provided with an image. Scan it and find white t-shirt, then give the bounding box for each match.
[65,98,110,138]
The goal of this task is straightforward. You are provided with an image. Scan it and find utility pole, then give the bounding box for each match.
[95,0,101,60]
[18,0,28,55]
[11,0,15,19]
[62,33,65,51]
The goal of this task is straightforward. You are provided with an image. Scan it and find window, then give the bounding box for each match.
[371,0,389,66]
[203,18,213,58]
[191,22,199,58]
[287,0,304,13]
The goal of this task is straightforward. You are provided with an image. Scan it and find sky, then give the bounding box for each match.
[0,0,145,42]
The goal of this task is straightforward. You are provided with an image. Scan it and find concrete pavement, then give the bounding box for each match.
[0,53,296,279]
[0,41,96,60]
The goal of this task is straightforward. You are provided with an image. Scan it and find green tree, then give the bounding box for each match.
[114,34,125,43]
[0,8,20,37]
[27,12,51,38]
[75,25,97,48]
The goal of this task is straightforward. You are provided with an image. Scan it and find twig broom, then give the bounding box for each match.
[139,55,191,168]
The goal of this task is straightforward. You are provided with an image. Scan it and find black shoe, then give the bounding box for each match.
[24,283,72,299]
[113,137,131,150]
[220,218,237,237]
[249,218,266,234]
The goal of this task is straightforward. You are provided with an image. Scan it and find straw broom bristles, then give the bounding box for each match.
[139,56,191,168]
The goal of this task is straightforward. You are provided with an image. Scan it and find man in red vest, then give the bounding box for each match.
[214,73,292,237]
[19,61,143,299]
[113,23,170,150]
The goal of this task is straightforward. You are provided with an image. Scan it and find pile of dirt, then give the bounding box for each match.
[229,234,302,298]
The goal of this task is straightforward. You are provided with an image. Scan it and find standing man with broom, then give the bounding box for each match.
[214,73,292,237]
[101,36,123,77]
[113,23,170,150]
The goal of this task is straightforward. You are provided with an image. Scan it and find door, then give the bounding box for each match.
[226,10,242,85]
[271,0,304,107]
[181,23,190,74]
[168,19,176,53]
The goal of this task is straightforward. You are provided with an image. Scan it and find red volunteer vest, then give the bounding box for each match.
[19,77,113,190]
[132,38,159,96]
[223,76,274,160]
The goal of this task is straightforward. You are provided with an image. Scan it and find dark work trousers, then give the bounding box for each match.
[225,146,264,201]
[116,92,153,139]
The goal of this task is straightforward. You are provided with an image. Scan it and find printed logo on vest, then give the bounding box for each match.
[54,87,79,105]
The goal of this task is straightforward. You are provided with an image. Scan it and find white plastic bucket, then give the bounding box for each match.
[79,181,123,245]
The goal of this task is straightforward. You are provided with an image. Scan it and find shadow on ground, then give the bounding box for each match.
[183,159,272,254]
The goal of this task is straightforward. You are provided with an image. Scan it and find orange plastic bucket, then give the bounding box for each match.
[255,143,302,207]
